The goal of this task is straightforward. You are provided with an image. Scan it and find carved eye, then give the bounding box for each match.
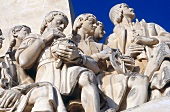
[124,5,128,8]
[15,29,20,33]
[56,20,63,25]
[90,20,95,24]
[88,18,95,24]
[100,26,104,30]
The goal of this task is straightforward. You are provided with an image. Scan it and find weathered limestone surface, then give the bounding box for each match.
[0,1,170,112]
[122,96,170,112]
[0,0,74,57]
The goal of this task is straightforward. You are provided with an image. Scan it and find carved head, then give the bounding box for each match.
[94,21,106,41]
[109,3,135,25]
[73,13,97,36]
[40,11,69,34]
[0,29,4,49]
[11,25,31,40]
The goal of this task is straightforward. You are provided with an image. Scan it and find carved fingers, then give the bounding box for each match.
[121,56,135,71]
[55,46,81,63]
[0,90,21,108]
[126,44,144,58]
[99,48,113,60]
[8,93,19,108]
[9,38,16,50]
[41,28,65,43]
[52,28,66,38]
[134,36,159,45]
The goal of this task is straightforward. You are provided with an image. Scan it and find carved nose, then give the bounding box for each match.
[103,31,106,34]
[60,24,64,28]
[93,24,97,28]
[129,8,134,12]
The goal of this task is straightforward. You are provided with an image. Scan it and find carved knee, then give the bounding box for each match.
[31,97,54,112]
[128,74,149,88]
[28,86,49,105]
[161,60,170,68]
[78,71,96,87]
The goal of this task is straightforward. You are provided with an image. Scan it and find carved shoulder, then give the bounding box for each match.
[105,33,118,49]
[15,34,39,63]
[19,34,39,49]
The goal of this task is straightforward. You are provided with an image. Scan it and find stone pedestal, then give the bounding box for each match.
[122,97,170,112]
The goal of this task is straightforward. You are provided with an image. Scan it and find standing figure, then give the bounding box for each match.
[73,14,149,111]
[16,11,100,112]
[106,3,170,100]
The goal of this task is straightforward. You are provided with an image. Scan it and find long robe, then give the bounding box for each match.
[16,35,98,95]
[105,20,170,90]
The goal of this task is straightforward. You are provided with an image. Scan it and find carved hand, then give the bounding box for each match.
[0,89,21,108]
[55,46,81,64]
[98,48,113,60]
[9,38,16,50]
[134,36,159,45]
[126,44,144,58]
[41,28,66,43]
[120,55,135,72]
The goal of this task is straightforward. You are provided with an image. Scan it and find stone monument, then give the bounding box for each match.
[0,1,170,112]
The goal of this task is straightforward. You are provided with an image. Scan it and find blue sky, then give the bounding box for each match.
[72,0,170,43]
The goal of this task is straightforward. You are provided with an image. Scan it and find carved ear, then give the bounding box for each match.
[73,17,83,32]
[114,11,123,25]
[12,31,18,37]
[76,17,83,28]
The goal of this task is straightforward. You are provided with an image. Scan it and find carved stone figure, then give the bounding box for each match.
[0,25,66,112]
[10,25,33,85]
[0,1,170,111]
[16,11,100,112]
[10,25,31,51]
[72,14,149,111]
[105,3,170,101]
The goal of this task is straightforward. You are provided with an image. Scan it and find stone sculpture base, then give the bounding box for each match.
[122,96,170,112]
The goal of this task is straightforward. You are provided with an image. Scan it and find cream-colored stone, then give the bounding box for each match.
[122,96,170,112]
[15,11,100,112]
[106,3,170,103]
[0,1,170,112]
[73,14,149,111]
[0,0,74,57]
[0,25,66,112]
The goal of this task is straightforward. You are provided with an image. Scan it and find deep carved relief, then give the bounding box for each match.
[0,2,169,112]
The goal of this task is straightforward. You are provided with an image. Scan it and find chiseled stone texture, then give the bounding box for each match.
[0,0,74,56]
[122,96,170,112]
